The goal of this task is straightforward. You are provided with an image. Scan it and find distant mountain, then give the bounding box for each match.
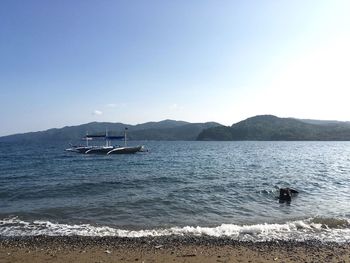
[297,119,350,126]
[0,120,221,142]
[133,119,189,130]
[5,115,350,142]
[130,122,220,141]
[197,115,350,141]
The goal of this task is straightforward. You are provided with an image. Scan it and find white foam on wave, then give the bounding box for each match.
[1,217,350,242]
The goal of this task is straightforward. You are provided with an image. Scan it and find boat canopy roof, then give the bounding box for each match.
[106,136,124,140]
[85,134,106,138]
[85,135,124,140]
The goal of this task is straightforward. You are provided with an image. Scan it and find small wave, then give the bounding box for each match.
[1,217,350,242]
[310,217,350,229]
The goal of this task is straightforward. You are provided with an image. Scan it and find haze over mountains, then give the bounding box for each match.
[2,115,350,142]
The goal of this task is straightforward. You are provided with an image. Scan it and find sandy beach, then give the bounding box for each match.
[1,236,349,263]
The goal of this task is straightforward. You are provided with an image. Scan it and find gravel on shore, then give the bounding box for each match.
[1,236,350,262]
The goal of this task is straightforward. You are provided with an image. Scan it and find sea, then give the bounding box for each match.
[1,141,350,242]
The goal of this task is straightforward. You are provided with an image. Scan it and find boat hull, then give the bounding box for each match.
[65,146,92,153]
[85,146,114,154]
[107,146,142,155]
[66,145,143,154]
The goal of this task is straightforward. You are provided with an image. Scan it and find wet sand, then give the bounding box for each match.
[1,236,350,263]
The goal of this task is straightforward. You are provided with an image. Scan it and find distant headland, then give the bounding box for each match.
[2,115,350,142]
[197,115,350,141]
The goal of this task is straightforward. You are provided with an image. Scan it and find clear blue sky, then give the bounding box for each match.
[1,0,350,136]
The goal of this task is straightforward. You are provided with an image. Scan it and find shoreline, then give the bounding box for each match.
[1,236,350,262]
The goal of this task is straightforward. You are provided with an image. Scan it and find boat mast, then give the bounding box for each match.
[86,131,89,147]
[124,127,128,147]
[105,128,109,147]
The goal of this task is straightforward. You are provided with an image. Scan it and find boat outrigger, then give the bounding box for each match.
[66,128,144,154]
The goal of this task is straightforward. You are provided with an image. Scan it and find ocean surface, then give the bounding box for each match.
[1,141,350,242]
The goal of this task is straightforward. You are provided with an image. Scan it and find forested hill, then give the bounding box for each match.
[0,120,221,142]
[3,115,350,142]
[197,115,350,141]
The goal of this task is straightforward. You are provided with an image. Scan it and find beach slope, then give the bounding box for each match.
[1,236,350,263]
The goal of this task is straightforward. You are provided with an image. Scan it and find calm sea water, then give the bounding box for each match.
[1,141,350,242]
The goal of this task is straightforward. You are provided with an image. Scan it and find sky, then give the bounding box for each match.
[1,0,350,136]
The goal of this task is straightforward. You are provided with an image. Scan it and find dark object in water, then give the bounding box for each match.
[279,188,298,203]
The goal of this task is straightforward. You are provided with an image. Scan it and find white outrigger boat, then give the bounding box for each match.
[66,128,144,155]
